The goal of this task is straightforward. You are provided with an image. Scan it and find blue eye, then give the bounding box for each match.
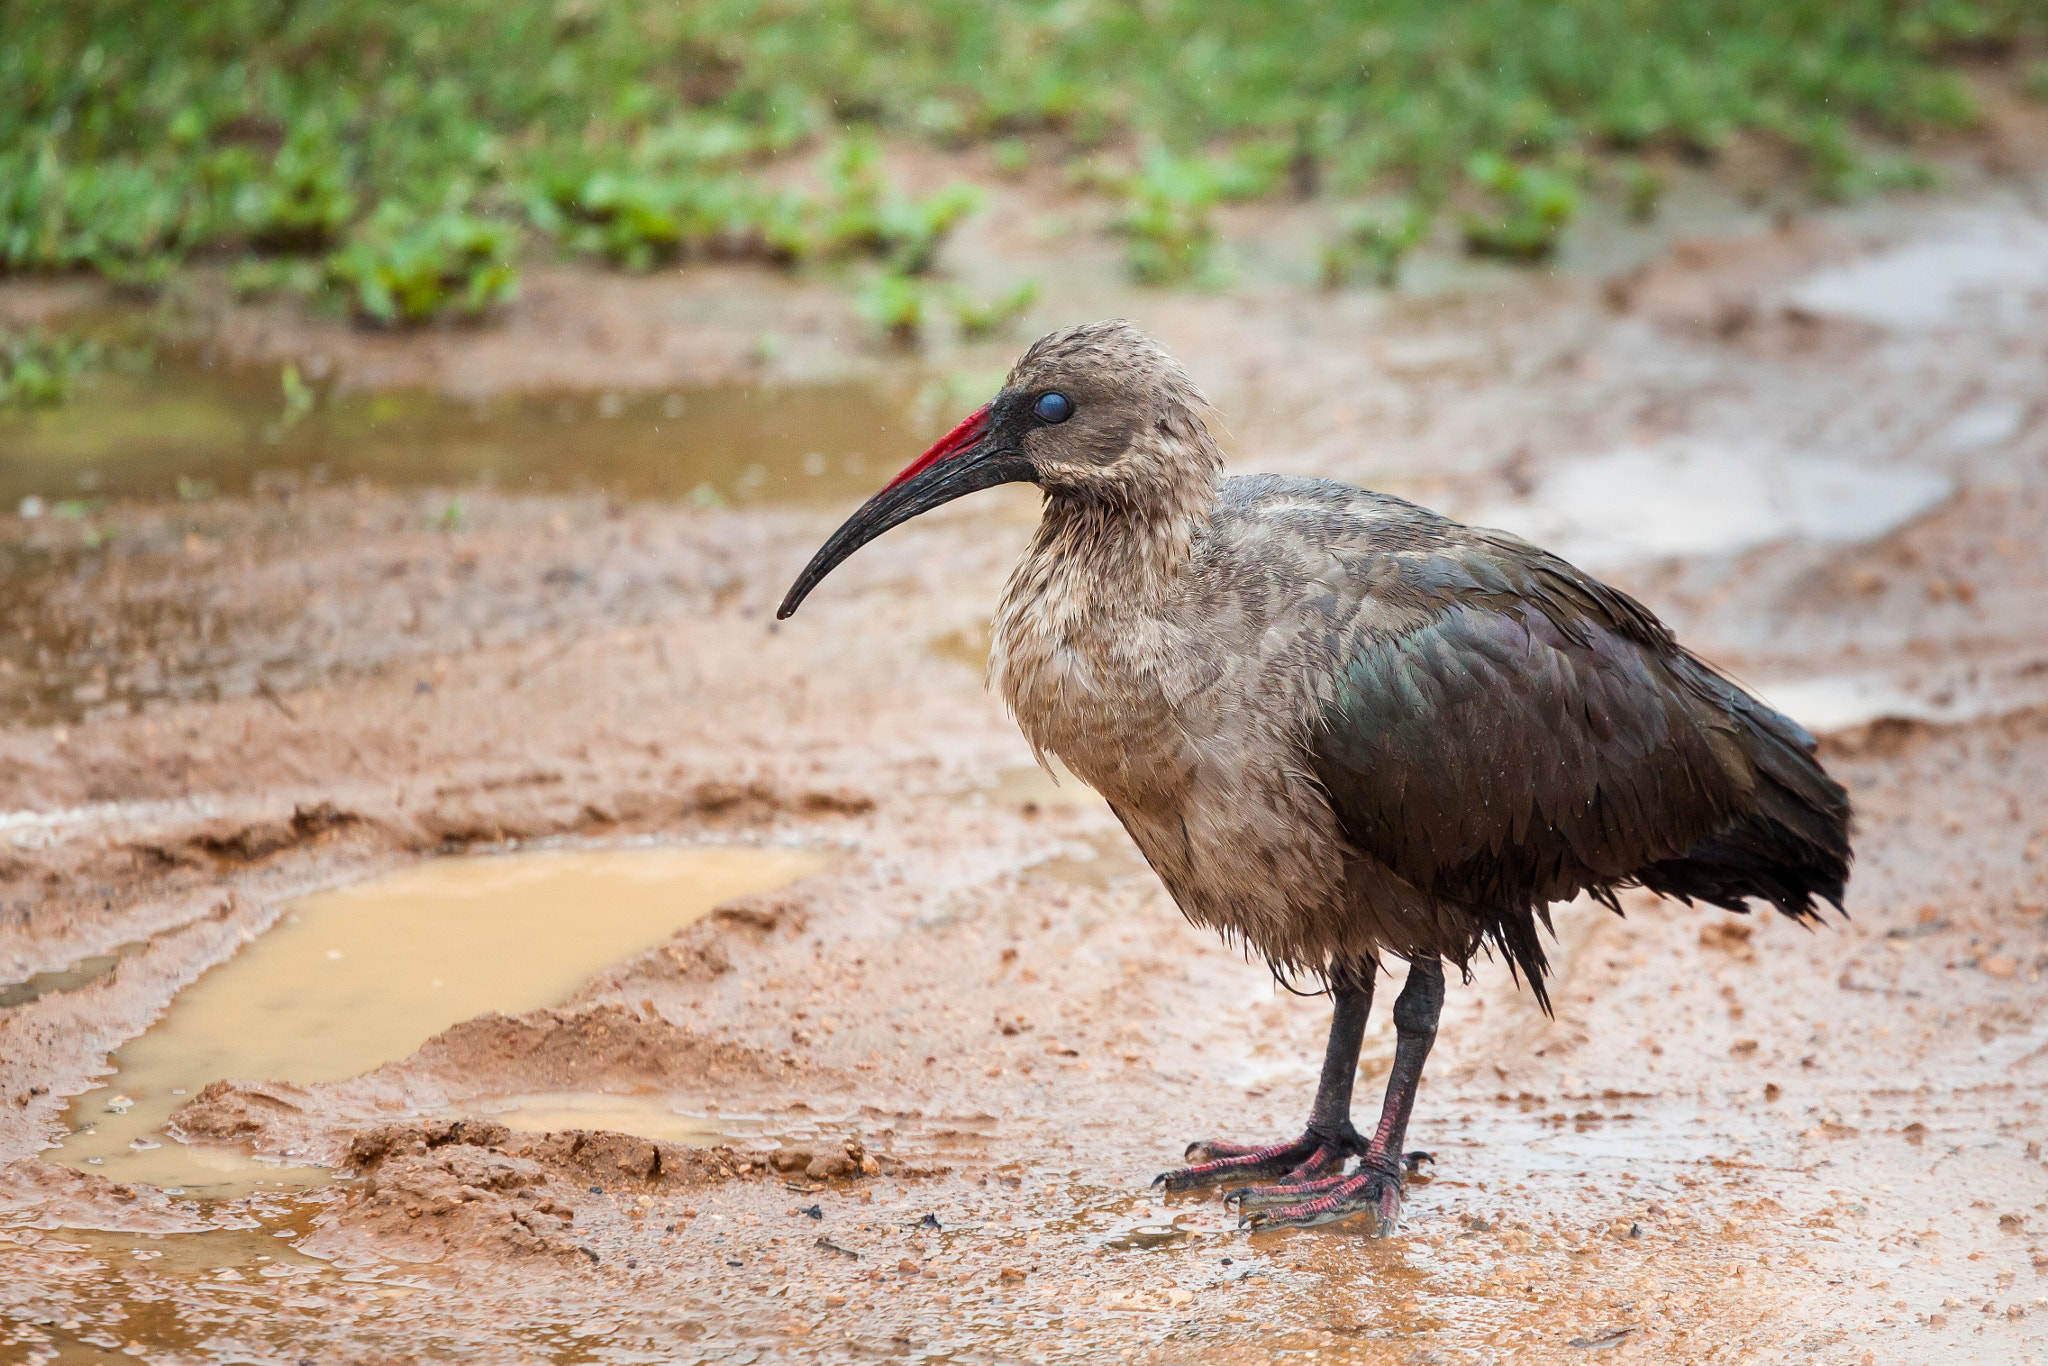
[1033,391,1073,424]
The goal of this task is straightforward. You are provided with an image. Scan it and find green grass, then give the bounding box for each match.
[1321,199,1431,287]
[2,0,2040,323]
[0,328,102,408]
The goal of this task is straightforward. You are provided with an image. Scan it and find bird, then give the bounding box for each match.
[777,319,1852,1232]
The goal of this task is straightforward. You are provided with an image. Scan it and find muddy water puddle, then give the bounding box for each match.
[0,350,967,730]
[45,846,820,1197]
[0,940,151,1009]
[4,352,941,512]
[453,1091,762,1146]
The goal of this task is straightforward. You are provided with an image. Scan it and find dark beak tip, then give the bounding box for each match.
[774,426,1029,624]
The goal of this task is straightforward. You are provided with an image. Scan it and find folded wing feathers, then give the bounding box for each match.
[1312,533,1850,1008]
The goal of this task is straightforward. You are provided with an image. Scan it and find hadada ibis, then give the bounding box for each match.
[778,320,1852,1232]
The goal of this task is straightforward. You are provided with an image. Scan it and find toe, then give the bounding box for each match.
[1239,1173,1404,1234]
[1161,1137,1321,1190]
[1225,1172,1349,1209]
[1183,1139,1249,1161]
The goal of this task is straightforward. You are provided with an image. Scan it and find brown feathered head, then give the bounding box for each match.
[778,320,1219,618]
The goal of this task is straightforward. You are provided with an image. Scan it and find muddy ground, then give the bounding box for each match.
[4,142,2048,1364]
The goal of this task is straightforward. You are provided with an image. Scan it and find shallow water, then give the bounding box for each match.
[2,351,936,511]
[1786,211,2048,331]
[0,940,150,1009]
[455,1091,747,1145]
[1471,441,1952,570]
[44,846,821,1196]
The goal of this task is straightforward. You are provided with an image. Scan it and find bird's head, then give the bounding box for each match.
[777,319,1218,619]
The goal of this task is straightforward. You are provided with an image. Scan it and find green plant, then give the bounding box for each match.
[1461,153,1580,261]
[991,139,1031,179]
[326,205,519,326]
[0,0,2032,309]
[1320,199,1431,288]
[1791,117,1861,203]
[0,146,219,276]
[262,361,316,443]
[575,171,716,270]
[856,271,927,346]
[236,131,356,252]
[228,257,323,302]
[0,328,102,407]
[951,279,1040,338]
[1621,163,1666,223]
[812,138,982,274]
[1867,158,1939,193]
[1114,151,1222,284]
[877,183,982,275]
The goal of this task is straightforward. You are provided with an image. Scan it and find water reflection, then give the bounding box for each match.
[1,352,933,510]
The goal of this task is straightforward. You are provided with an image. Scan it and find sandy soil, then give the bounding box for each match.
[4,157,2048,1364]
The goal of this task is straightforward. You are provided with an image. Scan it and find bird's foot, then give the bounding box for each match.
[1232,1150,1430,1234]
[1153,1126,1365,1193]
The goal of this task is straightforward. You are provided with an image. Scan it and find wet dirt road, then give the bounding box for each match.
[4,171,2048,1364]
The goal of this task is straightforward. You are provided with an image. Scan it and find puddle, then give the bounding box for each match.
[1753,671,2016,735]
[927,619,993,672]
[1471,442,1951,569]
[956,762,1110,817]
[455,1091,753,1145]
[1,351,936,511]
[0,940,150,1009]
[1785,212,2048,331]
[1030,832,1150,889]
[1097,1219,1193,1253]
[1937,400,2028,456]
[45,846,821,1196]
[0,1193,393,1366]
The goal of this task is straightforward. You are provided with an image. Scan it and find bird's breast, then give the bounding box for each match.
[990,599,1199,809]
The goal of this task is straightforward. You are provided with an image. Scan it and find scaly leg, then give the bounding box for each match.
[1241,959,1445,1234]
[1155,963,1377,1191]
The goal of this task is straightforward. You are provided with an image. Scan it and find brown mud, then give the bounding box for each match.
[5,148,2048,1362]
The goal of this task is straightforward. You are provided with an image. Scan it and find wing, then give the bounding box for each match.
[1308,531,1771,992]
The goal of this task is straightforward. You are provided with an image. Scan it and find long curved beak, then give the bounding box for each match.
[776,404,1033,619]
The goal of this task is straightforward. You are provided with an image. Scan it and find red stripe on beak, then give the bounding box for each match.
[885,404,992,491]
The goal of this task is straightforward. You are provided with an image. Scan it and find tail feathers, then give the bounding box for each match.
[1645,658,1853,921]
[1637,776,1850,922]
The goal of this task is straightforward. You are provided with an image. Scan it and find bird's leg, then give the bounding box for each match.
[1154,964,1375,1192]
[1240,959,1444,1234]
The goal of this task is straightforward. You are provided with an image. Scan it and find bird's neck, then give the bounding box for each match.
[991,471,1216,791]
[1017,418,1224,616]
[1022,469,1216,618]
